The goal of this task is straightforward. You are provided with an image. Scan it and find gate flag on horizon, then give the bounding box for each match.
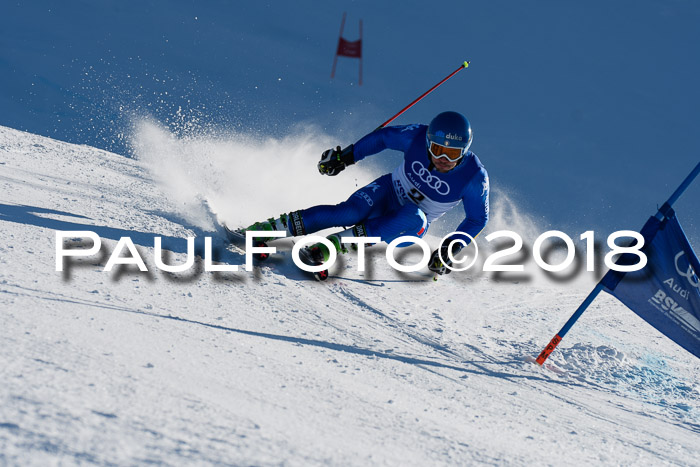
[601,210,700,359]
[330,12,363,85]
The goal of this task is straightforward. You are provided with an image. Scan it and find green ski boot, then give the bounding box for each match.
[299,234,348,281]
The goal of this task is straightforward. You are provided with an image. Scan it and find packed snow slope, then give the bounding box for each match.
[2,0,700,237]
[1,126,700,465]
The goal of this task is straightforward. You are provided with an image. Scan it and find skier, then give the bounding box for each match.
[238,111,489,276]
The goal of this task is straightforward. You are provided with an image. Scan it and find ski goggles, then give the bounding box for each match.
[428,140,466,162]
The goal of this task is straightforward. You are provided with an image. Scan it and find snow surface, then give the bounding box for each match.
[1,126,700,465]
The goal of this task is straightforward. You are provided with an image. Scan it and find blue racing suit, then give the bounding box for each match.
[300,124,489,245]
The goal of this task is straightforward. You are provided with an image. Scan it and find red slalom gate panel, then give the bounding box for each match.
[331,12,363,85]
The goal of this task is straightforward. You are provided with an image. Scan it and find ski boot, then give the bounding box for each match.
[232,214,290,261]
[299,234,347,281]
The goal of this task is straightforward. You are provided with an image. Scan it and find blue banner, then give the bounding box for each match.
[601,213,700,359]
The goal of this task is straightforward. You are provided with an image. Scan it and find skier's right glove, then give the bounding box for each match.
[428,239,464,275]
[318,144,355,176]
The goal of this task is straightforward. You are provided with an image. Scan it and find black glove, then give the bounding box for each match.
[318,144,355,176]
[428,239,465,275]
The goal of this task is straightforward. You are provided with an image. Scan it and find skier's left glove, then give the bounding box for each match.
[318,144,355,176]
[428,239,464,275]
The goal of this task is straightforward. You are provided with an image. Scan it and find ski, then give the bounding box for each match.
[222,224,329,280]
[222,224,271,261]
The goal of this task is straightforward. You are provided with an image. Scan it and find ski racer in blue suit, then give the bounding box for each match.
[242,111,489,275]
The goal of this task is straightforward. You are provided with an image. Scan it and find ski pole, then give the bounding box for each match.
[535,283,605,365]
[376,60,470,283]
[375,61,470,131]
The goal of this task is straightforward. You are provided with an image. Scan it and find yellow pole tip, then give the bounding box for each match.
[463,61,470,68]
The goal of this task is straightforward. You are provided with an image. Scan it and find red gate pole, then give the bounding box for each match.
[330,12,347,79]
[358,19,363,85]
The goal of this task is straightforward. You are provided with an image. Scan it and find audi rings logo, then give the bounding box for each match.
[411,161,450,195]
[675,251,700,289]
